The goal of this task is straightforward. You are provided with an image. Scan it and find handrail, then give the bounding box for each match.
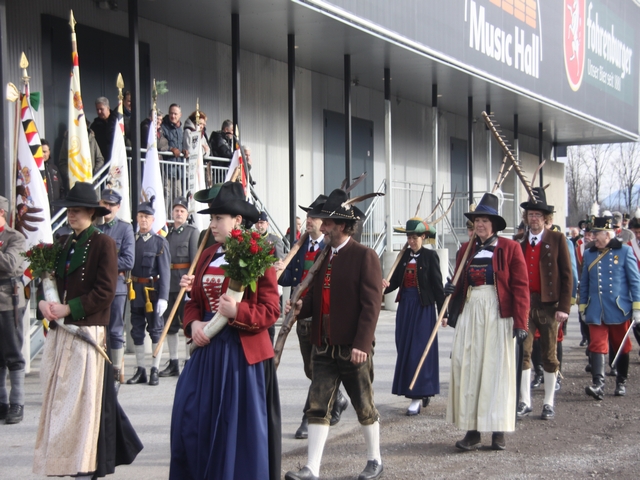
[361,179,387,257]
[249,183,291,251]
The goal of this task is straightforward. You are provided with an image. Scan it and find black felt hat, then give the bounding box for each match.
[591,216,615,231]
[299,195,328,217]
[53,182,110,217]
[520,187,554,213]
[464,193,507,232]
[306,189,364,220]
[197,181,259,223]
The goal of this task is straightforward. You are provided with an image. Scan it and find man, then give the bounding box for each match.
[580,215,640,399]
[210,119,235,159]
[0,196,26,424]
[285,189,384,480]
[612,211,634,243]
[158,197,199,377]
[96,188,135,390]
[517,187,572,420]
[625,217,640,351]
[160,104,185,199]
[127,199,170,386]
[256,211,285,261]
[90,96,117,162]
[276,197,349,439]
[40,139,64,216]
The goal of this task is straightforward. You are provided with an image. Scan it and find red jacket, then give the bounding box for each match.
[450,237,530,331]
[183,243,280,365]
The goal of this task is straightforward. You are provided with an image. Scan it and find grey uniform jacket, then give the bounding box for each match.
[131,232,170,308]
[0,226,26,311]
[166,224,199,292]
[264,233,285,261]
[97,218,135,295]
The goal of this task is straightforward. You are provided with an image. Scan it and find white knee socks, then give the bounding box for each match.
[306,424,330,477]
[543,371,557,406]
[361,422,382,463]
[152,343,162,369]
[520,368,531,407]
[168,333,179,360]
[134,345,145,369]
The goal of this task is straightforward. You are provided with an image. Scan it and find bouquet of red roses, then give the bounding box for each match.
[21,242,62,279]
[199,227,277,344]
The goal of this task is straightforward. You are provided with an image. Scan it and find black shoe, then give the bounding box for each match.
[358,460,383,480]
[5,404,24,424]
[113,368,121,394]
[295,416,308,439]
[422,397,431,408]
[516,402,532,420]
[531,373,543,389]
[491,432,506,450]
[159,359,180,377]
[284,467,318,480]
[585,363,592,373]
[405,404,421,416]
[585,384,605,400]
[580,339,588,347]
[126,367,147,384]
[614,382,626,396]
[330,390,348,426]
[541,404,555,420]
[607,368,618,377]
[148,367,159,386]
[0,402,7,421]
[455,430,481,451]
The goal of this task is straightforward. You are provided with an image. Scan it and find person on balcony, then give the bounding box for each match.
[160,104,185,199]
[209,119,235,159]
[90,97,117,162]
[382,218,444,416]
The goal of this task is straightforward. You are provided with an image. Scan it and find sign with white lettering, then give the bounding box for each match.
[320,0,639,136]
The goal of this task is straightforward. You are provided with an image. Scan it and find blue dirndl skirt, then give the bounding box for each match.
[392,287,440,398]
[170,314,269,480]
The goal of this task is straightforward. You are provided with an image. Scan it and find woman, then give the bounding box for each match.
[445,193,529,451]
[170,182,281,480]
[35,182,142,477]
[383,218,444,415]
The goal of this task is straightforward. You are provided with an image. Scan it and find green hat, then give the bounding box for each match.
[393,217,435,238]
[194,183,223,204]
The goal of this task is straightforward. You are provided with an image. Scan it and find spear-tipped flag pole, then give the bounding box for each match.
[67,10,93,188]
[140,79,167,234]
[105,73,132,222]
[6,53,53,282]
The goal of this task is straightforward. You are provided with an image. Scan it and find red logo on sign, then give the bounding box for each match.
[564,0,585,91]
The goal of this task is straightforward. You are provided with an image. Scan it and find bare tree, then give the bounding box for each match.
[614,142,640,213]
[587,143,612,204]
[566,145,595,225]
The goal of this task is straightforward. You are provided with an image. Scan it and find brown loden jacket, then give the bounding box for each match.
[519,228,573,315]
[298,237,382,355]
[54,225,117,327]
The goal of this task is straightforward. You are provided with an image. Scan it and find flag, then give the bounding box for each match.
[185,121,208,231]
[67,18,93,187]
[224,146,247,196]
[106,97,132,222]
[14,91,53,281]
[141,110,167,234]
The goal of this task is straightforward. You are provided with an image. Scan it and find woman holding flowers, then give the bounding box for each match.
[34,182,143,477]
[170,181,281,480]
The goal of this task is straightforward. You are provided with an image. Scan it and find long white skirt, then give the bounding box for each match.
[33,325,105,476]
[446,285,516,432]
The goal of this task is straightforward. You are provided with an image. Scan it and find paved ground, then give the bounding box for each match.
[2,309,639,479]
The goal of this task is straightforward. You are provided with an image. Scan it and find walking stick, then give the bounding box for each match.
[273,245,331,368]
[611,320,637,368]
[277,232,309,280]
[153,229,210,358]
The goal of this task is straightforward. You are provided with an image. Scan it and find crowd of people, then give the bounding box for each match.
[2,166,640,479]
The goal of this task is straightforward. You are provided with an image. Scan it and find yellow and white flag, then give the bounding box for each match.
[106,96,132,222]
[67,11,92,187]
[141,109,167,234]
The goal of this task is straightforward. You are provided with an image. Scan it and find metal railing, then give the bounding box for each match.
[360,179,387,257]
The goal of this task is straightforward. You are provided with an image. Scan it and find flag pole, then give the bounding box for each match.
[117,73,124,111]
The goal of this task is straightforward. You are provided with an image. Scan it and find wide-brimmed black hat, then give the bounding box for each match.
[198,181,259,222]
[194,183,223,204]
[53,182,110,217]
[307,189,364,220]
[464,193,507,232]
[520,187,554,213]
[300,195,328,216]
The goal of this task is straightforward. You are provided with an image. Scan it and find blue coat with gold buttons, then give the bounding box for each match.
[579,239,640,325]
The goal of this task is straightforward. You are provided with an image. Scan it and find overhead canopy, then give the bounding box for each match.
[130,0,640,145]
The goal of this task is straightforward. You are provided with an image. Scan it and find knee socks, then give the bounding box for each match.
[0,367,7,404]
[111,348,124,372]
[543,371,557,406]
[9,369,25,405]
[520,368,531,407]
[306,424,330,477]
[134,344,146,369]
[361,422,382,463]
[152,343,161,369]
[168,333,179,361]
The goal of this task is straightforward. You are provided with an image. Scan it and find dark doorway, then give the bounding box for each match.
[450,137,468,228]
[41,14,151,164]
[323,110,374,209]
